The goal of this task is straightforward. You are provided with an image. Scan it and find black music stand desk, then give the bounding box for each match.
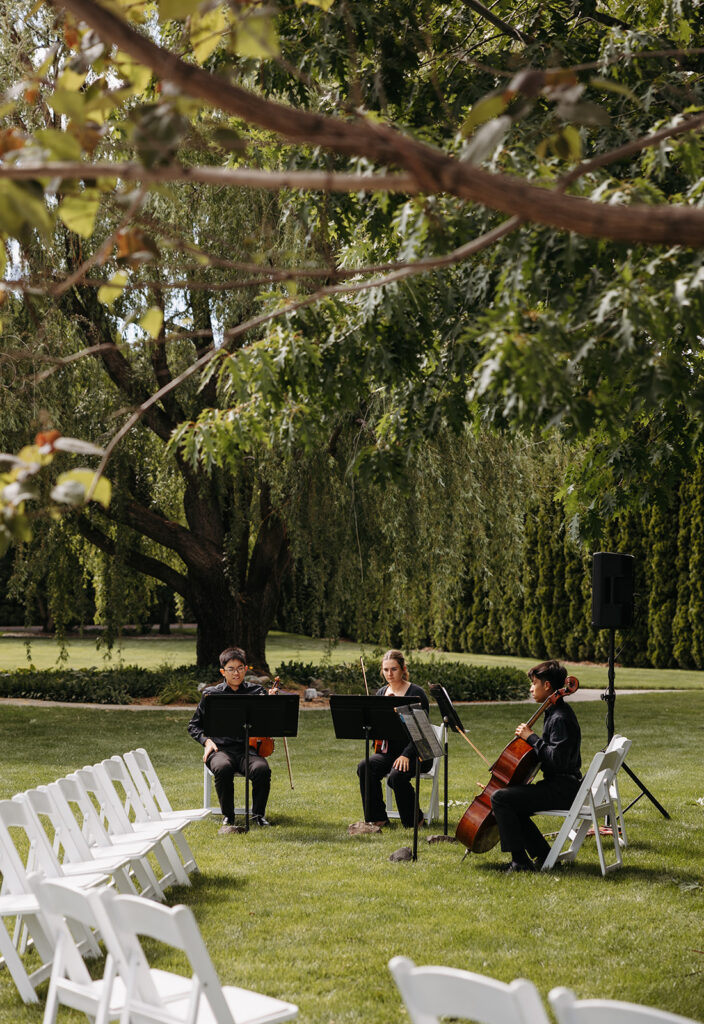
[202,694,299,831]
[394,704,444,860]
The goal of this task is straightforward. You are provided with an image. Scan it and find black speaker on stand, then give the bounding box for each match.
[591,552,669,819]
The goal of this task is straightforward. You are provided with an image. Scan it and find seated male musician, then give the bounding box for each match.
[490,660,582,872]
[188,647,277,834]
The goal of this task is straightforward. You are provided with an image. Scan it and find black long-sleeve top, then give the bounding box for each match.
[376,682,430,761]
[187,679,267,755]
[526,698,582,781]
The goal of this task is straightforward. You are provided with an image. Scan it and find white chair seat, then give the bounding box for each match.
[385,724,445,824]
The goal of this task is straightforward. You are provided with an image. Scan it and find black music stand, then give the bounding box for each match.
[429,683,465,836]
[329,695,422,825]
[394,705,444,861]
[203,694,299,831]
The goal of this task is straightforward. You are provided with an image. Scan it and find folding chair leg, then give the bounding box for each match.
[0,919,39,1004]
[169,830,199,877]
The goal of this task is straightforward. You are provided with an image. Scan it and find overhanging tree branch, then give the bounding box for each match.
[48,0,704,247]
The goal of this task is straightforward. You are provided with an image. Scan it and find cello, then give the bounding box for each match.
[454,675,579,853]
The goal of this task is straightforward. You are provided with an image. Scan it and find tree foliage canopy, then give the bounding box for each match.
[0,0,703,660]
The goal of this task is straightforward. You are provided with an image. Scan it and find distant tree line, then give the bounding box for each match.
[278,450,704,671]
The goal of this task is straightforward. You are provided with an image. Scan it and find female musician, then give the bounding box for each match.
[491,659,582,872]
[357,650,432,828]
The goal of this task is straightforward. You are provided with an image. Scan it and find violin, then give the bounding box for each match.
[454,675,579,853]
[248,676,281,758]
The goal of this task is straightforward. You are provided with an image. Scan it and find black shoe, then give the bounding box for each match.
[252,814,273,827]
[222,817,234,827]
[505,859,536,873]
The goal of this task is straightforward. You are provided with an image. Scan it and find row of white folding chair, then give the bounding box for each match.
[0,796,108,1003]
[389,957,701,1024]
[79,760,191,889]
[31,874,299,1024]
[0,752,199,1003]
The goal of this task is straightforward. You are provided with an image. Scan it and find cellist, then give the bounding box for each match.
[491,660,582,873]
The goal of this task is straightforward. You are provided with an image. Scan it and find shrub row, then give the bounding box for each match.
[276,659,527,702]
[0,659,527,705]
[0,665,216,705]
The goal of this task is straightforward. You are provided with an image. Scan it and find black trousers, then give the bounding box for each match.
[207,748,271,819]
[357,750,432,827]
[490,775,582,863]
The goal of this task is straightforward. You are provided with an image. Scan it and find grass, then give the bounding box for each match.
[1,629,704,689]
[0,693,702,1023]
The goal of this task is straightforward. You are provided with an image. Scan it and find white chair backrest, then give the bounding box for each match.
[389,956,550,1024]
[0,799,45,893]
[20,786,100,867]
[549,987,701,1024]
[26,874,99,991]
[52,774,115,850]
[100,756,151,824]
[123,748,174,816]
[0,796,67,881]
[94,887,236,1024]
[73,764,134,837]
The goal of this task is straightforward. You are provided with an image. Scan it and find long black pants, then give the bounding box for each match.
[207,748,271,819]
[490,775,582,863]
[357,750,432,827]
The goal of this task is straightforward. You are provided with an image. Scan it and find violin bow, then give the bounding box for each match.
[273,677,294,790]
[360,656,370,696]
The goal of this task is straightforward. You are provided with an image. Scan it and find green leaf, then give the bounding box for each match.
[296,0,335,8]
[34,128,83,161]
[58,190,101,238]
[230,12,279,59]
[97,271,128,308]
[589,77,639,104]
[190,6,228,64]
[53,469,112,508]
[462,94,508,136]
[8,512,32,543]
[140,306,164,338]
[560,125,582,162]
[159,0,203,21]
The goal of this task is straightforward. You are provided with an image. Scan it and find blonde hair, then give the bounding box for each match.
[380,649,409,683]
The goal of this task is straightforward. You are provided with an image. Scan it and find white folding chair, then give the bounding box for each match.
[16,788,141,898]
[540,735,632,875]
[389,956,550,1024]
[27,874,123,1024]
[98,757,193,884]
[47,777,168,901]
[124,748,212,824]
[94,885,299,1024]
[0,798,105,1003]
[549,986,702,1024]
[385,723,445,824]
[73,764,186,892]
[0,811,57,1004]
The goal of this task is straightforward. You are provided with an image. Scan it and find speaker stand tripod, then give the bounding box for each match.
[603,627,670,819]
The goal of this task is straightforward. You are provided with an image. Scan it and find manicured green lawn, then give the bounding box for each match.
[0,693,702,1024]
[2,629,704,689]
